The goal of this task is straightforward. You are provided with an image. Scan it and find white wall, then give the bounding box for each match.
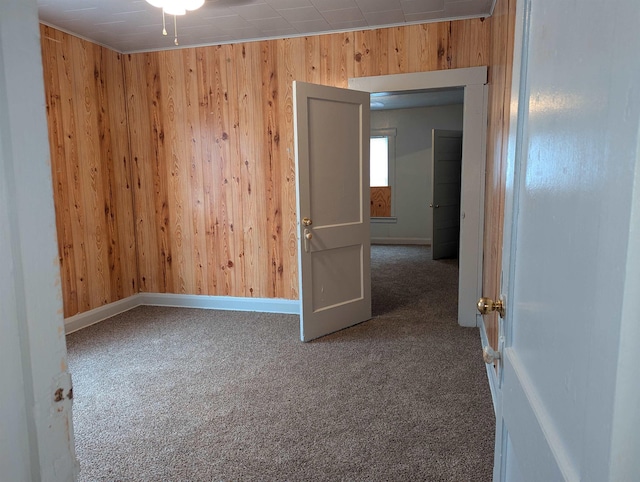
[370,104,463,245]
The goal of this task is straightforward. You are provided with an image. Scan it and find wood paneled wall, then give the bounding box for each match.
[41,25,137,317]
[123,20,490,301]
[40,19,491,315]
[484,0,517,351]
[371,187,392,217]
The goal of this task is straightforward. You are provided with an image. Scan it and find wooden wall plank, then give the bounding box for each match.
[193,47,217,295]
[278,38,305,299]
[213,45,236,296]
[388,27,405,75]
[42,18,492,315]
[182,49,208,296]
[262,40,284,298]
[41,25,137,317]
[235,41,259,297]
[99,46,138,302]
[63,32,90,314]
[225,44,245,296]
[371,187,392,217]
[124,53,152,293]
[41,26,79,317]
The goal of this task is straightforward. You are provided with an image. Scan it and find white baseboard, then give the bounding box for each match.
[141,293,300,314]
[64,293,300,334]
[64,294,145,334]
[479,317,500,417]
[371,237,431,245]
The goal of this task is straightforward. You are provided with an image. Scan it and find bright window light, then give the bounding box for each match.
[370,137,389,186]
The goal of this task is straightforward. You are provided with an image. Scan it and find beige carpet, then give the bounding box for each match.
[67,245,494,481]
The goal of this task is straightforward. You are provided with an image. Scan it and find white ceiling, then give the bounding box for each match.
[37,0,493,53]
[371,87,464,110]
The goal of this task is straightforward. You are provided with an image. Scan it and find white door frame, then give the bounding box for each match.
[0,1,77,480]
[349,67,488,327]
[490,0,528,476]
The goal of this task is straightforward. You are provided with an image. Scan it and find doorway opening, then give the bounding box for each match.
[350,67,488,327]
[368,88,464,252]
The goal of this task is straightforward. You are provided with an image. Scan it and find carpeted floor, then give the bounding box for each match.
[66,245,495,481]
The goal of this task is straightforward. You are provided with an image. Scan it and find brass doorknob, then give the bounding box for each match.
[477,297,505,318]
[302,217,312,226]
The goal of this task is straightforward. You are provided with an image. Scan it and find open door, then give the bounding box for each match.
[293,81,371,342]
[431,129,463,260]
[485,0,640,479]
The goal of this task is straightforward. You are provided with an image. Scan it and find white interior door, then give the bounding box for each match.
[492,0,640,479]
[431,129,462,260]
[293,81,371,342]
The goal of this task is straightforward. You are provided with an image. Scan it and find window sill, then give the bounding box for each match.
[371,216,397,224]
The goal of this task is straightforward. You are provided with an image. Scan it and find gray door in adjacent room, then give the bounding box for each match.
[431,129,463,260]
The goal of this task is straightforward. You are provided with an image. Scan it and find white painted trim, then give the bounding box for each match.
[141,293,300,315]
[124,16,491,54]
[64,294,145,334]
[609,118,640,479]
[64,294,301,334]
[350,67,487,93]
[2,2,78,479]
[371,216,398,224]
[350,67,488,328]
[40,21,115,53]
[479,319,500,417]
[494,0,530,480]
[503,350,577,480]
[489,0,498,16]
[371,237,431,245]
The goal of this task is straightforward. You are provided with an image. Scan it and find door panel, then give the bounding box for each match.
[311,245,363,311]
[308,97,362,226]
[502,351,566,480]
[432,129,463,260]
[494,0,640,478]
[294,81,371,342]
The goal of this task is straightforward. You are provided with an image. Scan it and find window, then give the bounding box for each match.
[370,136,389,186]
[370,128,396,220]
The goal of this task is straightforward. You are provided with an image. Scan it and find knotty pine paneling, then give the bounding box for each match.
[124,20,490,302]
[371,187,392,218]
[41,25,137,317]
[484,0,517,353]
[41,19,490,316]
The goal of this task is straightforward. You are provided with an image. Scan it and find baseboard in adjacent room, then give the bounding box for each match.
[371,237,431,245]
[64,293,301,334]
